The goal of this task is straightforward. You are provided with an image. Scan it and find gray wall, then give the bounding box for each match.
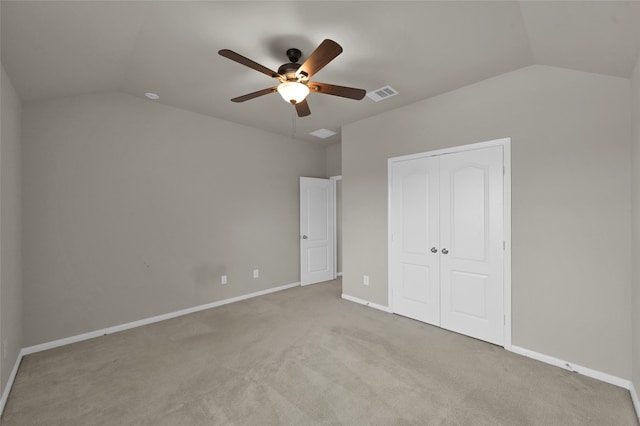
[632,53,640,399]
[22,92,326,346]
[342,65,632,379]
[325,144,341,177]
[0,65,23,390]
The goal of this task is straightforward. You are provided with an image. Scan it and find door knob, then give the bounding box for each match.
[441,248,449,254]
[302,235,308,239]
[430,247,438,253]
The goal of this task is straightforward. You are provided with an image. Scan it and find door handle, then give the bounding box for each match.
[430,247,438,253]
[302,235,308,239]
[441,248,449,255]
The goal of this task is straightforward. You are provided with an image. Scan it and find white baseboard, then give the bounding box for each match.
[341,293,392,313]
[336,272,343,277]
[0,348,26,417]
[22,282,300,356]
[509,345,630,390]
[630,381,640,422]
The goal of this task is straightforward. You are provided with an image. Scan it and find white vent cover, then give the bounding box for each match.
[366,85,398,102]
[309,128,337,139]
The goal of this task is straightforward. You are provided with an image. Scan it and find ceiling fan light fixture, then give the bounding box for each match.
[219,40,364,117]
[277,81,309,104]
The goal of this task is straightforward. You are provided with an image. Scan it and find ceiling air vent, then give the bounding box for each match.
[366,85,398,102]
[309,128,337,139]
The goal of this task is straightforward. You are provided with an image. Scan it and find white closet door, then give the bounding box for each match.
[439,146,504,345]
[390,157,441,326]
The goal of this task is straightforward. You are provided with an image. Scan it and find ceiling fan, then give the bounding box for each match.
[218,39,366,117]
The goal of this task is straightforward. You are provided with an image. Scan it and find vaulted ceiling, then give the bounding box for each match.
[3,1,640,143]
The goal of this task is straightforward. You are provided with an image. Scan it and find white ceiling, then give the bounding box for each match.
[3,1,640,144]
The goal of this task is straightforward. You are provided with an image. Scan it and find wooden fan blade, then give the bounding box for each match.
[231,87,277,103]
[295,39,342,80]
[219,49,280,79]
[309,82,366,100]
[295,99,311,117]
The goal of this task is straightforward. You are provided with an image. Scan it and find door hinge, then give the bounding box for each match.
[503,240,506,250]
[504,315,506,325]
[503,166,505,176]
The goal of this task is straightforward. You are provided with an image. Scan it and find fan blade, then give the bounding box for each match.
[231,87,277,103]
[295,39,343,80]
[295,99,311,117]
[309,82,366,100]
[219,49,280,79]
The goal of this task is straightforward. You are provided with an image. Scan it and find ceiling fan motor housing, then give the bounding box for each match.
[277,48,305,81]
[278,62,300,81]
[278,63,302,81]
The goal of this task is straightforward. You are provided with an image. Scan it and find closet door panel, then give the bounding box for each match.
[390,157,441,326]
[439,146,504,345]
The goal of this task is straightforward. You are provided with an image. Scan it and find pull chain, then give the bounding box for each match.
[291,107,297,140]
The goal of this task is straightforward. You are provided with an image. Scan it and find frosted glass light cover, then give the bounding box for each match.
[277,82,309,104]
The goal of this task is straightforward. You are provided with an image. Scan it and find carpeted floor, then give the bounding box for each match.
[1,279,637,425]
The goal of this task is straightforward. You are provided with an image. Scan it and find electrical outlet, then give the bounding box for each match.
[253,269,259,279]
[221,275,227,285]
[363,275,369,286]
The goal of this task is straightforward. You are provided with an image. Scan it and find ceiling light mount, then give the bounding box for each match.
[286,48,302,63]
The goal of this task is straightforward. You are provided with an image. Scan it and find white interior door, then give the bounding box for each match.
[390,157,441,325]
[439,146,504,345]
[389,143,505,346]
[300,177,335,286]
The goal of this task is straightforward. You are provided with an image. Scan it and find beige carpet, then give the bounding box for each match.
[1,279,637,425]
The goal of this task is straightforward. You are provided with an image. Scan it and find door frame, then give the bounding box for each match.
[329,175,342,278]
[387,137,512,349]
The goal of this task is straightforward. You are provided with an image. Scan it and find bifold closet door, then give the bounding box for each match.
[390,145,504,345]
[390,156,441,326]
[439,146,504,345]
